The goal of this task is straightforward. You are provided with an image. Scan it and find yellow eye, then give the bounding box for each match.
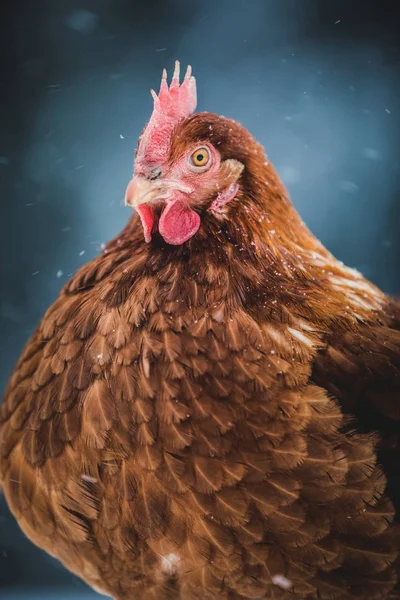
[189,146,211,168]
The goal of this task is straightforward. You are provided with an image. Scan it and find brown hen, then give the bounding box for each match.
[1,62,400,599]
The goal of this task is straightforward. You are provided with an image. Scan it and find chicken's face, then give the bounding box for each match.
[125,62,244,245]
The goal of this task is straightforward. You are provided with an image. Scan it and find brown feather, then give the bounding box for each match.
[1,107,399,600]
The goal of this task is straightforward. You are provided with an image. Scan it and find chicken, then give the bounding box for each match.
[1,61,400,600]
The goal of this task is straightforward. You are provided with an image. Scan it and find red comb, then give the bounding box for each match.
[135,61,197,171]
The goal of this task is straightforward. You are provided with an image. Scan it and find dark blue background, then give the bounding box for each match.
[1,0,399,597]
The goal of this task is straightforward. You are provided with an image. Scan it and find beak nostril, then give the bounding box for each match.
[147,167,162,181]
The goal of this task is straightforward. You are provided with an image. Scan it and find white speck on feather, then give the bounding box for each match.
[56,270,63,278]
[296,319,315,333]
[288,327,314,348]
[81,474,98,484]
[212,306,225,323]
[79,250,85,256]
[143,354,150,378]
[329,276,373,294]
[161,553,180,576]
[306,250,331,267]
[272,574,292,590]
[266,326,287,346]
[92,583,110,596]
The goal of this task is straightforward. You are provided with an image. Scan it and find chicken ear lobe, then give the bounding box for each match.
[158,198,200,245]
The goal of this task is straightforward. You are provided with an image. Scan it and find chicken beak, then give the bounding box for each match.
[125,176,192,209]
[125,177,165,209]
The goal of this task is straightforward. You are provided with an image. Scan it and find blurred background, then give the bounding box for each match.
[0,0,399,597]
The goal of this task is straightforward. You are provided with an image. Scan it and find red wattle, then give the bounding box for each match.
[136,203,155,243]
[158,198,201,245]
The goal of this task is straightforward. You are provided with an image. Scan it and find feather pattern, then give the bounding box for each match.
[1,102,399,600]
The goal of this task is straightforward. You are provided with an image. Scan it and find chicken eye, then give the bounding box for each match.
[189,147,211,168]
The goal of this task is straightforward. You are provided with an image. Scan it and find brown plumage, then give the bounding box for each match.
[1,62,400,599]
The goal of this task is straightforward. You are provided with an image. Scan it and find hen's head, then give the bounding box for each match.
[126,61,280,247]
